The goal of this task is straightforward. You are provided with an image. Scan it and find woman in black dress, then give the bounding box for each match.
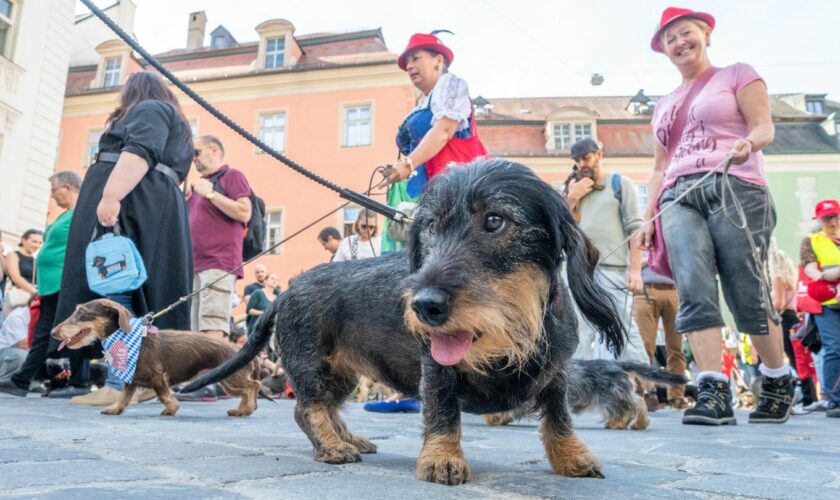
[56,71,194,332]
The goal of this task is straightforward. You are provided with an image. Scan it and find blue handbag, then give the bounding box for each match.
[85,225,147,296]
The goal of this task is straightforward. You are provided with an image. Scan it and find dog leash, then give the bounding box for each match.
[138,168,392,327]
[78,0,409,225]
[594,154,778,323]
[596,155,733,266]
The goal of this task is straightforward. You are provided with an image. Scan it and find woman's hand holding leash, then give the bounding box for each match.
[729,138,753,165]
[386,157,413,184]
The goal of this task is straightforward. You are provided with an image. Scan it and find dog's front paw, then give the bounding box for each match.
[546,435,603,479]
[160,407,178,416]
[416,454,471,485]
[483,412,514,426]
[100,405,124,416]
[315,442,361,464]
[227,408,254,417]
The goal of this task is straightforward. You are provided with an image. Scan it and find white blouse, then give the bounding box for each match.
[332,235,381,262]
[416,73,473,132]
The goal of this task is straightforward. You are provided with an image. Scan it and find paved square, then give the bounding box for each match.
[0,394,837,498]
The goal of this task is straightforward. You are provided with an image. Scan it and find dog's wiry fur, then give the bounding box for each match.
[483,360,687,430]
[52,299,262,417]
[184,160,630,484]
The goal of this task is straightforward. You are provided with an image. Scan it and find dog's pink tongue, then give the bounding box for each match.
[430,331,473,366]
[57,340,67,352]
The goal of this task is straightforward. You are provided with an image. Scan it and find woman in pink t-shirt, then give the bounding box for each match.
[641,7,794,426]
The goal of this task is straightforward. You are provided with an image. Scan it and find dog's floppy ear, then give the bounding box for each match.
[98,299,132,332]
[548,189,626,356]
[406,211,425,272]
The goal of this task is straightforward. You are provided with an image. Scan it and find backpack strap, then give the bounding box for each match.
[612,173,625,228]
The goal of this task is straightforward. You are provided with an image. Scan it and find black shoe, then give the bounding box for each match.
[827,407,840,418]
[682,378,737,426]
[174,386,218,402]
[0,380,29,397]
[749,375,795,424]
[46,386,92,399]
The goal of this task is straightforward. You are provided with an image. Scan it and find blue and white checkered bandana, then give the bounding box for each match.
[101,317,146,385]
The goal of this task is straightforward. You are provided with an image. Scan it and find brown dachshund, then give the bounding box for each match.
[51,299,262,417]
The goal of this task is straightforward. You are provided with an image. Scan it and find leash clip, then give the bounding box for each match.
[139,312,155,327]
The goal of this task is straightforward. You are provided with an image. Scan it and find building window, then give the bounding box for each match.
[0,0,15,58]
[102,56,122,87]
[342,206,362,237]
[344,105,372,147]
[637,184,648,213]
[806,99,825,115]
[553,123,572,150]
[259,112,286,152]
[265,209,283,254]
[575,123,592,140]
[264,37,285,69]
[86,129,104,167]
[553,122,595,150]
[188,119,199,137]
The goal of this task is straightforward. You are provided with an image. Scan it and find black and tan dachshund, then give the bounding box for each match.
[184,159,631,484]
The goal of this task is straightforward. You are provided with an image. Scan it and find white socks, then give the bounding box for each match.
[697,371,729,384]
[759,363,790,379]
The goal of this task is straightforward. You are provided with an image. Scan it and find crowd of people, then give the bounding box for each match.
[1,8,838,430]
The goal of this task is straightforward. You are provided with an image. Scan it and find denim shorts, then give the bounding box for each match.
[661,173,776,335]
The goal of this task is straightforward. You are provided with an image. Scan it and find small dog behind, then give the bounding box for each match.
[483,360,688,430]
[51,299,262,417]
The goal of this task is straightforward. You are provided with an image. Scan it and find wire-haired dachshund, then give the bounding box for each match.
[51,299,262,417]
[184,159,631,484]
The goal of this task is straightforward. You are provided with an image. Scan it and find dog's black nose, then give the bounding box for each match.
[411,288,451,327]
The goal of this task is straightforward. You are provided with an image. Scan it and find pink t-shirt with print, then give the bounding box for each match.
[652,63,766,188]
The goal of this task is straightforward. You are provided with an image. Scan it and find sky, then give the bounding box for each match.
[77,0,840,101]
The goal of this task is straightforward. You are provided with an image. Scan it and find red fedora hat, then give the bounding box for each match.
[651,6,715,53]
[398,33,454,71]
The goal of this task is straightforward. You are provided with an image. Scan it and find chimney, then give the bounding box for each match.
[187,11,207,49]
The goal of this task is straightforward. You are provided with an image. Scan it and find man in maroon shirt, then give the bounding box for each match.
[187,135,252,341]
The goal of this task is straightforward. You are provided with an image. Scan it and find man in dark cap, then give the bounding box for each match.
[563,139,649,366]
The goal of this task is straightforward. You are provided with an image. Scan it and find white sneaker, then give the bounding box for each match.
[792,401,821,415]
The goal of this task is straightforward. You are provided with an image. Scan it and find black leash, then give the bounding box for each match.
[78,0,408,224]
[144,171,391,326]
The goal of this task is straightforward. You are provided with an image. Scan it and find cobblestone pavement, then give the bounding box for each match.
[1,394,838,499]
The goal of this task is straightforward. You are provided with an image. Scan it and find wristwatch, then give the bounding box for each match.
[205,191,216,201]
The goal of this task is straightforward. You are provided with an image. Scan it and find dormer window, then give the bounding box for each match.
[627,89,652,115]
[553,124,572,149]
[473,96,494,115]
[102,56,122,87]
[93,40,131,89]
[265,37,285,69]
[209,25,238,50]
[254,19,301,70]
[806,98,825,115]
[545,106,598,151]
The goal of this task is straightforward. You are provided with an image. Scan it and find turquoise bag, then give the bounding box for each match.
[85,225,147,296]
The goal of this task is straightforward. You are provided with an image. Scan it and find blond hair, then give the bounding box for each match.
[659,18,711,48]
[768,238,796,290]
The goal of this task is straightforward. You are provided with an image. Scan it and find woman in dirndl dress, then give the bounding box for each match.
[382,32,487,253]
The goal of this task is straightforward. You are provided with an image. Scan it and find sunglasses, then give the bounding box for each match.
[194,149,203,157]
[359,224,377,230]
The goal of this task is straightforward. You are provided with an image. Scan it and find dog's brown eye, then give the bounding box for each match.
[483,213,505,233]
